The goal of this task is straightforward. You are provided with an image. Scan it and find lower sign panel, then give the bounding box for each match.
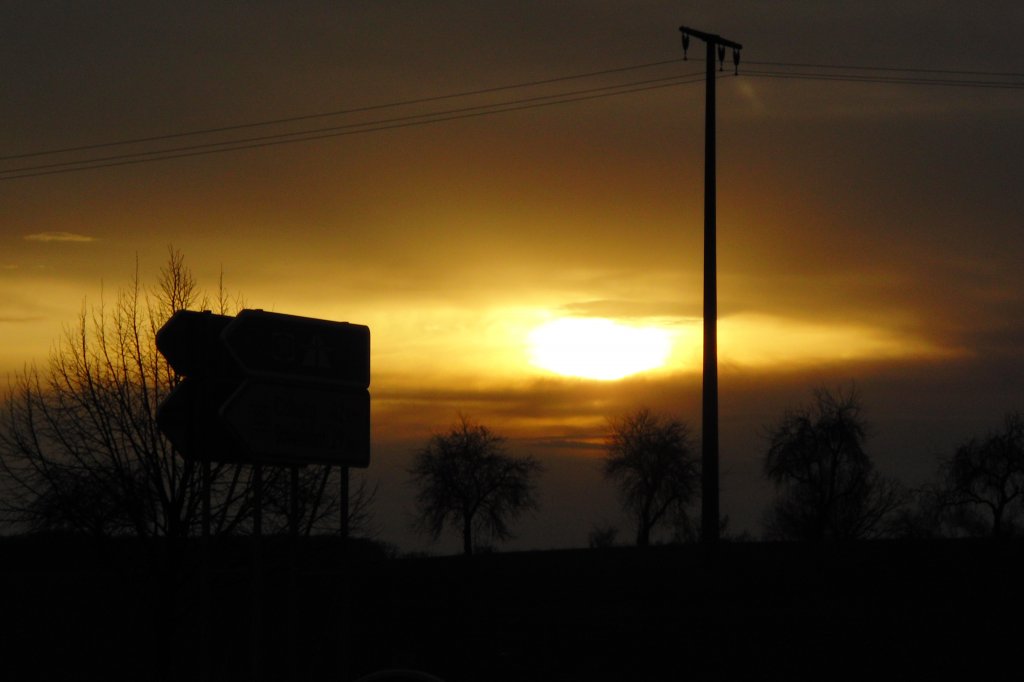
[157,379,247,462]
[220,380,370,467]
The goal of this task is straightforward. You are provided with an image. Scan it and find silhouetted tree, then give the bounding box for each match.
[588,523,620,549]
[0,248,375,541]
[932,412,1024,537]
[409,415,542,555]
[762,386,905,541]
[261,466,379,538]
[604,409,700,546]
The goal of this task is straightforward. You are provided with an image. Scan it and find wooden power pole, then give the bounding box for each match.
[679,25,742,546]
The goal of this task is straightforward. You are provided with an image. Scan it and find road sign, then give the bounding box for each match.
[156,380,246,461]
[155,308,371,466]
[156,310,234,377]
[222,309,369,388]
[156,310,244,461]
[220,380,370,466]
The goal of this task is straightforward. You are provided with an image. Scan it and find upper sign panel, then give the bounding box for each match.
[221,309,370,388]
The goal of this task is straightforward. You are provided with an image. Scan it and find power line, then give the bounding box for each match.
[0,73,707,180]
[2,72,704,175]
[745,59,1024,79]
[6,57,1020,165]
[744,69,1024,90]
[0,58,686,163]
[2,57,1022,181]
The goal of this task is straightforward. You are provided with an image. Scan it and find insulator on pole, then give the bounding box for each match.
[681,31,690,59]
[717,44,725,71]
[732,48,741,75]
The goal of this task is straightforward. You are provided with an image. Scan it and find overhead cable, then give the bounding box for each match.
[3,57,1022,181]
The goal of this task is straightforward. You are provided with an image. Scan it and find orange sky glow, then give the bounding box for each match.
[2,2,1022,551]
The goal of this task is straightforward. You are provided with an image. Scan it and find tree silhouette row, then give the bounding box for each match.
[1,250,1021,551]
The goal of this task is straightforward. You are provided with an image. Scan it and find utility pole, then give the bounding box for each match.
[679,25,742,546]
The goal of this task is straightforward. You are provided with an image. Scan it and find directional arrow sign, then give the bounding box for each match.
[155,308,372,466]
[156,380,246,461]
[219,380,370,466]
[222,309,370,388]
[156,310,234,377]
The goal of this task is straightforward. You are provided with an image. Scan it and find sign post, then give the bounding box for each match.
[155,308,371,682]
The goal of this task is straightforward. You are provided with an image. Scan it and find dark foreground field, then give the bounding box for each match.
[2,536,1021,681]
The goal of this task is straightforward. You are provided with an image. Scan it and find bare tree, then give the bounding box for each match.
[0,252,211,539]
[261,466,379,538]
[930,412,1024,538]
[762,386,906,542]
[588,523,620,549]
[604,409,700,546]
[409,415,542,555]
[0,248,371,541]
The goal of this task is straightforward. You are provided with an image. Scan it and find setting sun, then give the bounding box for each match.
[527,318,673,380]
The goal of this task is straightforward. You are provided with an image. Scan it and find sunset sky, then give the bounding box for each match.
[2,2,1023,551]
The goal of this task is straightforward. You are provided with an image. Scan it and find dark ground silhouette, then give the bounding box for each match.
[2,534,1021,681]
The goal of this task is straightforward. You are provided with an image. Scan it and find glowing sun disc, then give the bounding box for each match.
[528,318,672,380]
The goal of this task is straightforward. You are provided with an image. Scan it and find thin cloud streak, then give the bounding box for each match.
[23,232,96,243]
[0,316,44,323]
